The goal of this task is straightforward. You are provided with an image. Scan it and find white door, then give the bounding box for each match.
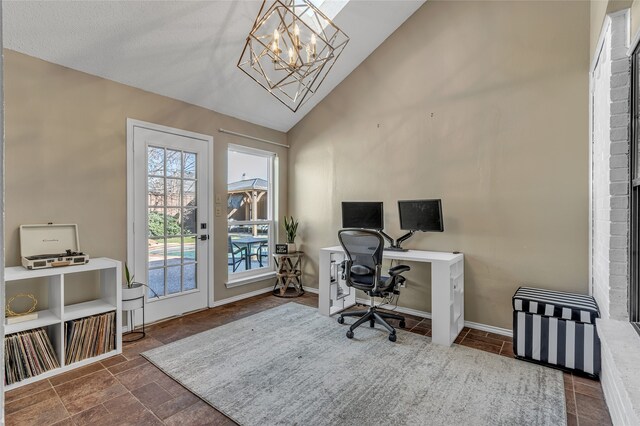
[129,121,211,324]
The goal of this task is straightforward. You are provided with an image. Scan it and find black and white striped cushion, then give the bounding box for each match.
[513,311,601,376]
[512,286,600,325]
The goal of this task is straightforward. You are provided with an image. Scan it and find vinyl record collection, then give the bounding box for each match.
[4,328,60,385]
[65,311,116,365]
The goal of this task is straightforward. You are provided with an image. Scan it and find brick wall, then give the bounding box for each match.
[592,11,630,322]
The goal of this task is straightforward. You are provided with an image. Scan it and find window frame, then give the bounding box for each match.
[227,144,276,280]
[630,44,640,328]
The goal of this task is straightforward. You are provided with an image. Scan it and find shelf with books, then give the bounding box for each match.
[5,327,61,386]
[4,258,122,390]
[64,311,116,365]
[5,309,60,335]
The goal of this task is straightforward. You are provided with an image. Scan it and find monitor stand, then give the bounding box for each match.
[379,230,415,252]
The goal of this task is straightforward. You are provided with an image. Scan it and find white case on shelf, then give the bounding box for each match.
[20,224,89,269]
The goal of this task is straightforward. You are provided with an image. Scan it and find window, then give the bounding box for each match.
[308,0,348,21]
[227,145,275,278]
[631,45,640,331]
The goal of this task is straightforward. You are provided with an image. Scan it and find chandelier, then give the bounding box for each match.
[238,0,349,112]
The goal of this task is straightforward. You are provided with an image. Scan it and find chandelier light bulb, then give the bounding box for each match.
[288,47,295,67]
[294,24,301,49]
[310,33,317,57]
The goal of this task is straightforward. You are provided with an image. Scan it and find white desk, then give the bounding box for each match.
[319,246,464,346]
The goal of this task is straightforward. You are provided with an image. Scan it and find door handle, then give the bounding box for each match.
[199,235,209,241]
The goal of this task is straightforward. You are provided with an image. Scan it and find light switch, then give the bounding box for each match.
[215,194,222,203]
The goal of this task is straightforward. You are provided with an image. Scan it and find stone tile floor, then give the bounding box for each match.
[5,293,611,425]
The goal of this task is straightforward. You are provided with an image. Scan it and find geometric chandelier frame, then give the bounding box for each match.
[238,0,349,112]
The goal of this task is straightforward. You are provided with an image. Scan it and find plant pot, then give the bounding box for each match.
[287,242,297,253]
[122,283,145,311]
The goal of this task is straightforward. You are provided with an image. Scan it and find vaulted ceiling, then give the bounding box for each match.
[3,1,425,132]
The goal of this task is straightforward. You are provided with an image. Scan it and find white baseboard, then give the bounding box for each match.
[130,284,513,338]
[353,297,512,337]
[304,287,513,337]
[326,294,510,337]
[211,286,273,307]
[274,286,513,337]
[123,286,276,332]
[464,320,512,337]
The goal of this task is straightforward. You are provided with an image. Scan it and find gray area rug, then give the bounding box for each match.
[142,303,566,426]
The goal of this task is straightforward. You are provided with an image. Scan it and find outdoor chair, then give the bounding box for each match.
[228,236,248,272]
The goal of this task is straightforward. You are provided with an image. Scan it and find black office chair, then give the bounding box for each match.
[337,229,410,342]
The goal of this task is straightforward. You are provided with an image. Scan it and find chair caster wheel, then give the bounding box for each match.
[346,330,354,339]
[369,320,375,328]
[337,316,345,324]
[399,321,406,329]
[389,333,397,342]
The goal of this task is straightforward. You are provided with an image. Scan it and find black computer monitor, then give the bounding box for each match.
[398,199,444,232]
[341,201,384,230]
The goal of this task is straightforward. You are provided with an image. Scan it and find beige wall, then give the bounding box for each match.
[4,50,287,305]
[591,0,632,60]
[288,0,590,329]
[632,0,640,43]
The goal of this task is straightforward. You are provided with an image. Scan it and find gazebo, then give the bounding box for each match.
[228,178,268,236]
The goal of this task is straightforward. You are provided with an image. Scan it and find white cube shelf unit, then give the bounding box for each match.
[4,257,122,389]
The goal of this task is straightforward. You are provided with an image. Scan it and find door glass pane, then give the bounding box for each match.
[166,238,181,266]
[146,145,199,296]
[148,237,165,268]
[148,209,165,237]
[184,152,196,179]
[183,180,196,206]
[166,179,181,206]
[183,264,196,291]
[148,147,164,175]
[166,266,182,294]
[148,268,165,298]
[166,149,182,177]
[148,178,164,206]
[182,208,197,235]
[165,208,181,236]
[183,236,196,262]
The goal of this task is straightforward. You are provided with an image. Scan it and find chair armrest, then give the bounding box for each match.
[388,264,410,276]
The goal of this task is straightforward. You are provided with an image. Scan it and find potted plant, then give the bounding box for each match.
[122,263,145,311]
[284,216,299,253]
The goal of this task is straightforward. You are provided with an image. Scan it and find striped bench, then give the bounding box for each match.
[512,286,601,377]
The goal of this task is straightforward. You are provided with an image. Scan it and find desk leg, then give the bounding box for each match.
[431,261,452,346]
[319,250,331,316]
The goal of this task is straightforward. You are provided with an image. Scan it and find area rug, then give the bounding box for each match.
[142,303,566,426]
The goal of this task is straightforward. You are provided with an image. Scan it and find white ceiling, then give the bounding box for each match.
[3,0,425,132]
